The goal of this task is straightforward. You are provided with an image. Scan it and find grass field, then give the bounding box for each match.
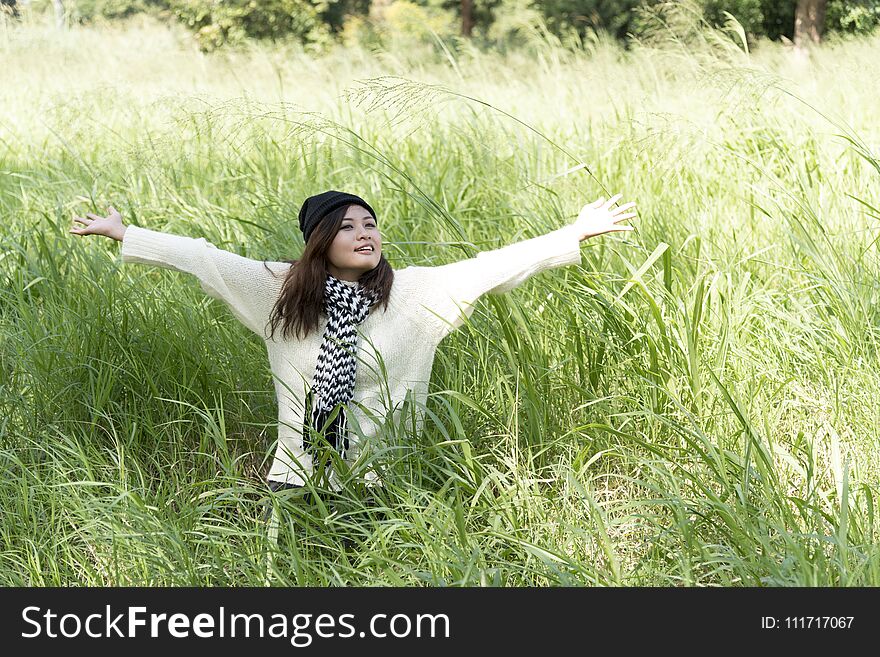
[2,9,879,585]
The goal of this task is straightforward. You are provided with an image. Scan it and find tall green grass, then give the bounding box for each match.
[1,9,879,585]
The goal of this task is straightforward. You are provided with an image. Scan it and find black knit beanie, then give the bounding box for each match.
[298,190,378,243]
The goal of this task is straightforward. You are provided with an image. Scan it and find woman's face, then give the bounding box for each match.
[326,204,382,282]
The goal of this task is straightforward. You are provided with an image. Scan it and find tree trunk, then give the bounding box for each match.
[461,0,474,38]
[794,0,827,47]
[53,0,64,29]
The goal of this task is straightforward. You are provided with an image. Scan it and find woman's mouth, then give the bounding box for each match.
[354,245,374,254]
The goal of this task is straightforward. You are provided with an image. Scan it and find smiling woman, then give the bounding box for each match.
[70,189,635,498]
[327,206,383,281]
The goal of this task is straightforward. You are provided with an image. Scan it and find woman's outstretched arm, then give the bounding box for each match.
[410,194,636,339]
[71,206,287,339]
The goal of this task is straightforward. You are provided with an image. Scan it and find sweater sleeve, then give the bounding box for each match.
[411,223,582,339]
[120,225,287,339]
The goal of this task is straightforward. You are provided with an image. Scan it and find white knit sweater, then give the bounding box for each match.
[120,222,583,489]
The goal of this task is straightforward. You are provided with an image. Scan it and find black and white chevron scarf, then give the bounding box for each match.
[303,274,380,461]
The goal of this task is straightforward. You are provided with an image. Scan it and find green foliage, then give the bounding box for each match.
[533,1,880,44]
[699,0,763,37]
[483,0,543,46]
[757,0,796,41]
[167,0,333,51]
[64,0,167,23]
[431,0,504,36]
[19,1,880,49]
[680,1,880,42]
[340,1,457,49]
[321,0,371,33]
[828,0,880,35]
[685,1,794,42]
[532,0,645,40]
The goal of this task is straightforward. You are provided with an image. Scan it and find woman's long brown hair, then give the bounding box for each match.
[262,204,394,341]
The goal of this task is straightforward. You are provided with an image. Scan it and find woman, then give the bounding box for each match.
[70,190,635,496]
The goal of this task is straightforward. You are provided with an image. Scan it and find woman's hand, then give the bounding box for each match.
[70,206,127,242]
[574,194,636,241]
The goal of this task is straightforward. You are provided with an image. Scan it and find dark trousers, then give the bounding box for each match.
[268,480,305,493]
